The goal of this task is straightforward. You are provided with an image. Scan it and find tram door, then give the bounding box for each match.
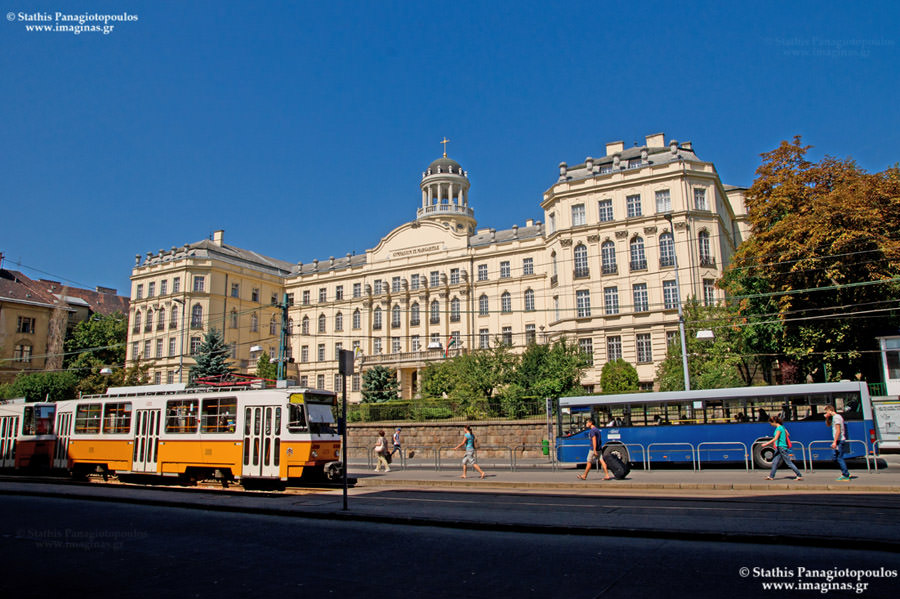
[242,406,280,478]
[53,412,73,469]
[132,410,161,473]
[0,416,18,469]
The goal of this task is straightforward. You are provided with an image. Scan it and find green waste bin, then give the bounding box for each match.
[541,439,550,455]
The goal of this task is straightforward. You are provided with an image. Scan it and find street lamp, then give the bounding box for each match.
[664,213,691,391]
[171,298,186,383]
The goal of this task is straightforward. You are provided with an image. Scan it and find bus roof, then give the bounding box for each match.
[559,381,870,408]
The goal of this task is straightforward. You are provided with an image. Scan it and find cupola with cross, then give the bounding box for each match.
[417,137,476,234]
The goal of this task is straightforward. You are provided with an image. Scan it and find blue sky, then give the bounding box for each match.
[2,0,898,296]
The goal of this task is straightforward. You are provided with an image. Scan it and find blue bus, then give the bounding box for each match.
[556,382,876,468]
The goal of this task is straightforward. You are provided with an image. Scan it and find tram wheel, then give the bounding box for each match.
[752,440,776,469]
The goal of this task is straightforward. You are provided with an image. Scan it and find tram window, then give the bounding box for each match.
[287,404,308,432]
[274,408,281,436]
[102,402,132,434]
[22,405,56,435]
[74,404,102,434]
[201,397,237,433]
[165,400,198,434]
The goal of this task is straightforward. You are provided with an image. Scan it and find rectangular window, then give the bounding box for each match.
[302,290,310,305]
[549,213,556,234]
[694,188,708,211]
[655,189,671,213]
[250,288,259,302]
[410,274,420,290]
[148,282,156,297]
[598,199,613,222]
[299,375,309,387]
[352,373,360,392]
[74,403,102,434]
[353,283,361,298]
[317,344,325,362]
[523,258,534,276]
[169,337,176,357]
[626,194,642,218]
[13,342,32,362]
[525,324,536,345]
[554,296,560,321]
[392,276,402,292]
[173,277,181,293]
[317,374,325,390]
[160,280,167,295]
[373,338,382,354]
[155,339,163,358]
[411,335,420,352]
[430,271,440,288]
[636,333,653,363]
[190,336,201,355]
[501,326,513,346]
[201,397,237,433]
[135,284,143,299]
[286,293,294,307]
[667,330,679,348]
[579,338,594,366]
[607,336,622,361]
[319,288,327,303]
[480,328,490,349]
[604,287,619,315]
[450,269,460,285]
[167,371,175,384]
[334,342,342,360]
[500,261,511,278]
[335,285,344,300]
[165,399,198,434]
[193,276,205,292]
[143,340,151,358]
[334,374,343,393]
[703,279,716,306]
[301,345,309,363]
[392,337,401,353]
[576,289,591,318]
[16,317,36,334]
[477,264,488,281]
[663,280,678,310]
[572,204,586,227]
[231,283,240,298]
[633,283,649,313]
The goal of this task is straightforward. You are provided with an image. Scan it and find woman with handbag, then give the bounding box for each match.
[373,430,390,473]
[761,415,803,480]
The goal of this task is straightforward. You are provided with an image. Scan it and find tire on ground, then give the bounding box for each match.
[752,439,776,469]
[602,443,629,463]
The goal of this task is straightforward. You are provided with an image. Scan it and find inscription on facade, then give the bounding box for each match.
[392,243,443,258]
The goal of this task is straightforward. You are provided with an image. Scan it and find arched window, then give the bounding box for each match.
[145,309,153,331]
[450,297,460,322]
[335,312,343,332]
[191,304,203,328]
[630,236,647,270]
[659,232,675,267]
[392,304,401,328]
[133,311,141,331]
[288,318,294,335]
[574,244,589,277]
[249,312,258,332]
[601,241,617,274]
[373,307,383,329]
[318,313,326,333]
[410,303,420,326]
[698,231,712,265]
[551,251,558,276]
[352,309,361,330]
[157,308,165,330]
[479,294,489,316]
[430,300,440,324]
[301,316,310,335]
[269,316,278,336]
[170,306,178,328]
[501,291,512,313]
[524,289,535,312]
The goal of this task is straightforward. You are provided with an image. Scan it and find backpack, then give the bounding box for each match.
[784,428,792,449]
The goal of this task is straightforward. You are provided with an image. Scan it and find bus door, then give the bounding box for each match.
[242,405,279,478]
[0,416,17,468]
[132,409,161,473]
[53,412,73,469]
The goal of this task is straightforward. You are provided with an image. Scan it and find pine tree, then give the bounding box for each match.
[189,329,234,384]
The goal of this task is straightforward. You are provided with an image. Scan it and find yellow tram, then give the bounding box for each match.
[53,384,342,483]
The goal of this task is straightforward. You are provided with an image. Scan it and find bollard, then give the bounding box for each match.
[541,439,550,456]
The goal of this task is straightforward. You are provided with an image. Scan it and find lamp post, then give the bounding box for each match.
[171,298,186,384]
[664,213,691,391]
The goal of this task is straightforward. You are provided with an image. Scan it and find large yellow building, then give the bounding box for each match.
[128,133,749,399]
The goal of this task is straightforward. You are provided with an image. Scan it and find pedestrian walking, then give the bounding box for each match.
[824,405,851,481]
[373,429,390,472]
[577,419,612,480]
[454,425,485,479]
[390,427,403,460]
[761,415,803,480]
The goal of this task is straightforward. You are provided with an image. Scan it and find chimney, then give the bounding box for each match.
[212,230,225,246]
[645,133,665,148]
[682,141,693,151]
[605,141,624,156]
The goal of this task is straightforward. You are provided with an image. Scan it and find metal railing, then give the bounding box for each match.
[807,439,872,473]
[697,441,750,471]
[647,442,697,471]
[750,440,808,472]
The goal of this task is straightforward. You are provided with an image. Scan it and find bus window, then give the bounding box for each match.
[558,407,592,437]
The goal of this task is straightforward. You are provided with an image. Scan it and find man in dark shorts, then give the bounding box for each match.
[577,419,612,480]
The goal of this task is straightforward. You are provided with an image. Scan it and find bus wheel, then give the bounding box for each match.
[752,441,776,469]
[602,444,629,463]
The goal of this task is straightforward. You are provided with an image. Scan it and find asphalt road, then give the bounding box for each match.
[2,493,899,598]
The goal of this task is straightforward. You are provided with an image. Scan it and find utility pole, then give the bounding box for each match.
[274,293,290,381]
[338,348,354,510]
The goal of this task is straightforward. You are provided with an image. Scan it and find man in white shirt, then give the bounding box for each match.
[824,405,851,481]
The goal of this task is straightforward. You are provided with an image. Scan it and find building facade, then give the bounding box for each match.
[128,133,749,399]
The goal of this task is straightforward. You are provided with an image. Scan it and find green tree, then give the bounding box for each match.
[64,312,127,369]
[361,365,399,402]
[420,360,454,398]
[8,371,78,402]
[255,351,278,381]
[600,359,639,394]
[189,329,234,384]
[514,338,588,399]
[721,137,900,381]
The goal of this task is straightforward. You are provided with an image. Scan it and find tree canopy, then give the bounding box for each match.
[189,329,234,384]
[361,365,400,402]
[720,137,900,381]
[600,359,639,394]
[255,351,278,381]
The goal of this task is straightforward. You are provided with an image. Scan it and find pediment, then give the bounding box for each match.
[369,220,468,263]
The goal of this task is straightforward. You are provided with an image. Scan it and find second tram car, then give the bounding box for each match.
[0,399,56,471]
[53,384,342,483]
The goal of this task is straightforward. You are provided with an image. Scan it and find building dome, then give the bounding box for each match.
[418,153,475,233]
[426,156,464,176]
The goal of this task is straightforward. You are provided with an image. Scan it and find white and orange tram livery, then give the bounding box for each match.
[0,399,56,471]
[53,384,342,482]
